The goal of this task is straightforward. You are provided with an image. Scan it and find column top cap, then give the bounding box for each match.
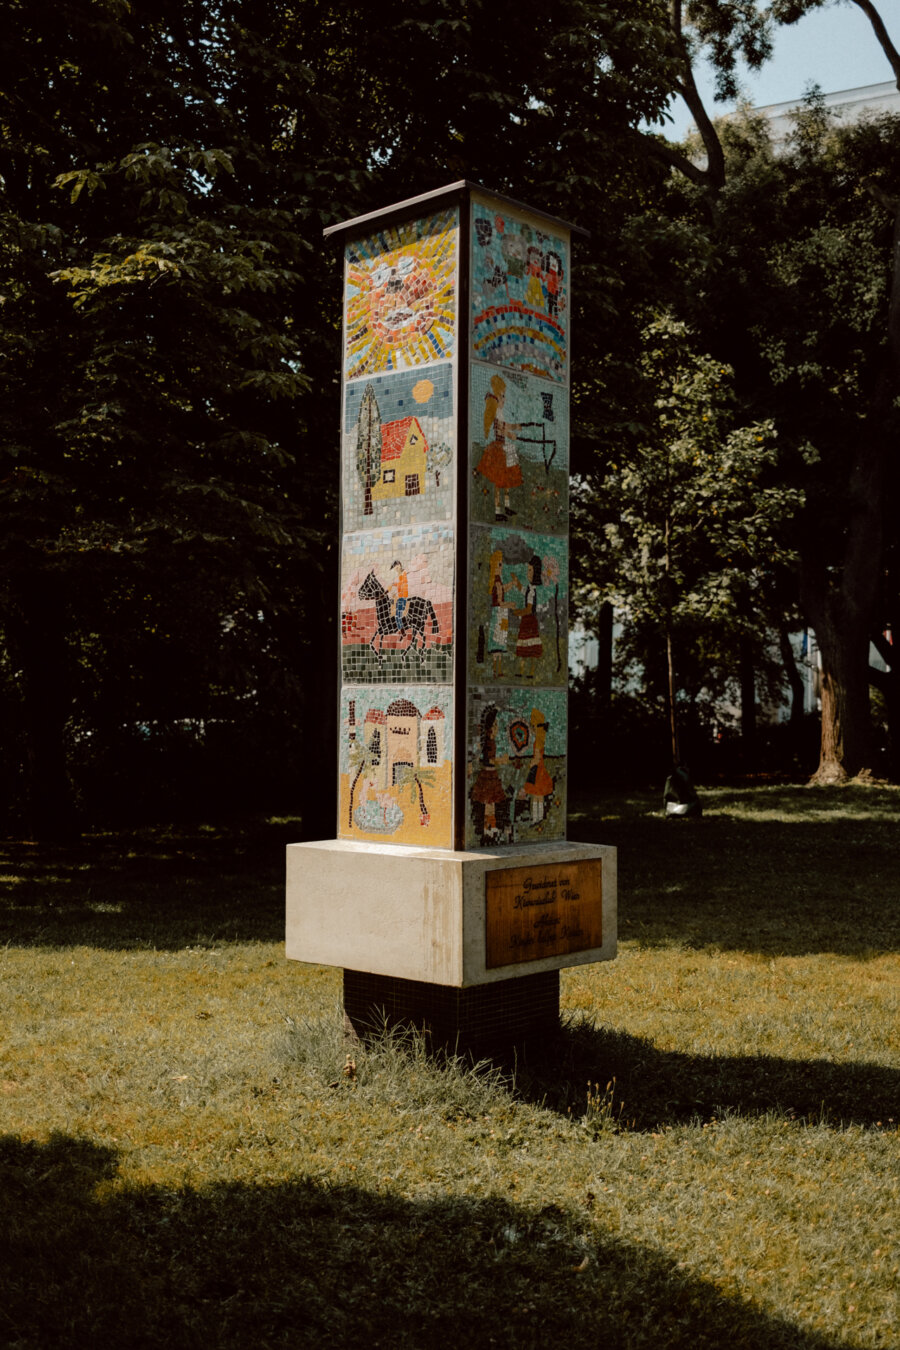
[322,180,589,242]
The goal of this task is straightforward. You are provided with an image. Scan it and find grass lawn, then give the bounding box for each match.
[1,785,898,1348]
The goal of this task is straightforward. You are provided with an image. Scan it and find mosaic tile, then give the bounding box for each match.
[468,525,568,689]
[469,362,568,534]
[342,524,454,685]
[471,203,568,383]
[339,685,453,847]
[342,364,455,532]
[466,685,567,850]
[344,209,458,380]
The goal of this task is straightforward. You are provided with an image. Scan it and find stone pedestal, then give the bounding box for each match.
[286,838,616,1046]
[342,968,561,1054]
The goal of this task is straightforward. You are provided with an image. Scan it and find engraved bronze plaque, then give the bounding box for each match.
[485,860,603,968]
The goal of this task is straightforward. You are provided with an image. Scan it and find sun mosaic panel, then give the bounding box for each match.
[466,685,567,850]
[471,205,568,383]
[468,524,568,690]
[339,685,453,847]
[342,363,455,533]
[469,362,568,534]
[344,209,458,380]
[341,524,454,686]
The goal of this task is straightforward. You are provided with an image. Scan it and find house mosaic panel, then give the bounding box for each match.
[468,524,568,689]
[466,685,566,850]
[344,208,458,380]
[341,524,454,685]
[339,685,453,848]
[471,204,569,383]
[469,362,568,533]
[342,363,454,532]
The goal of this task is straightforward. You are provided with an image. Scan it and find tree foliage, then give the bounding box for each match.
[0,0,680,832]
[576,316,801,763]
[623,0,900,781]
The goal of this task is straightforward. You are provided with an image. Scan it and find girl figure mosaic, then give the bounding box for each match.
[515,554,543,678]
[476,374,524,522]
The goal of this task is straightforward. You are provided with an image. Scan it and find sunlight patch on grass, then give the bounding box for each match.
[1,791,898,1347]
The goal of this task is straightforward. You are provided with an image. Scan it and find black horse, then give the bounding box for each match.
[358,570,440,663]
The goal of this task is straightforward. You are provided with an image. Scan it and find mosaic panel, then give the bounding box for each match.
[468,525,568,689]
[344,209,458,380]
[466,685,567,850]
[469,362,568,534]
[339,685,453,847]
[342,363,454,532]
[471,204,568,383]
[342,524,453,684]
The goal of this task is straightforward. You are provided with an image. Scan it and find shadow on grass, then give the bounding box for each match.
[572,789,900,957]
[1,1132,853,1350]
[510,1020,900,1132]
[0,824,291,950]
[2,788,898,956]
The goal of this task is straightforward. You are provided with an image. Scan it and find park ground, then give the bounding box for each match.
[1,784,898,1348]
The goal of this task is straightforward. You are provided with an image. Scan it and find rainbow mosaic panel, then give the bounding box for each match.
[339,208,459,848]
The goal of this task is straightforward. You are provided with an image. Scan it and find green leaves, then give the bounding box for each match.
[52,169,107,203]
[575,314,803,721]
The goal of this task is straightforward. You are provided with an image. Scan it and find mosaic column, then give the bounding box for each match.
[286,183,617,1050]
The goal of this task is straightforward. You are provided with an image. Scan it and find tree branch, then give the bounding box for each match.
[639,130,715,189]
[636,2,727,205]
[669,0,726,191]
[850,0,900,87]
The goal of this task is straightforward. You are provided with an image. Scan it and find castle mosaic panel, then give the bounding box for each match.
[471,204,568,383]
[339,685,453,848]
[469,362,568,534]
[344,209,458,380]
[342,363,455,532]
[341,524,454,685]
[466,685,567,850]
[468,525,568,690]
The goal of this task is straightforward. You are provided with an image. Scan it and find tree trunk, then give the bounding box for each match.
[778,626,807,732]
[595,601,614,717]
[870,629,897,779]
[800,356,887,782]
[739,633,756,771]
[666,621,679,768]
[4,571,80,839]
[803,598,875,784]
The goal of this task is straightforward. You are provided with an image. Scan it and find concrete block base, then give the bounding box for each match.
[343,968,560,1055]
[286,837,616,987]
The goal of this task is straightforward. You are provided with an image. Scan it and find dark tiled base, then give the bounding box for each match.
[343,968,560,1055]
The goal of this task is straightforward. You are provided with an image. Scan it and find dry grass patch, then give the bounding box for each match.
[1,790,898,1347]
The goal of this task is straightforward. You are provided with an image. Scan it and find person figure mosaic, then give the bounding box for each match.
[518,706,554,824]
[390,559,408,626]
[470,705,509,845]
[515,554,543,678]
[476,374,523,522]
[487,547,520,679]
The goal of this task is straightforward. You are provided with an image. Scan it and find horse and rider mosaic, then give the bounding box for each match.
[341,525,453,685]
